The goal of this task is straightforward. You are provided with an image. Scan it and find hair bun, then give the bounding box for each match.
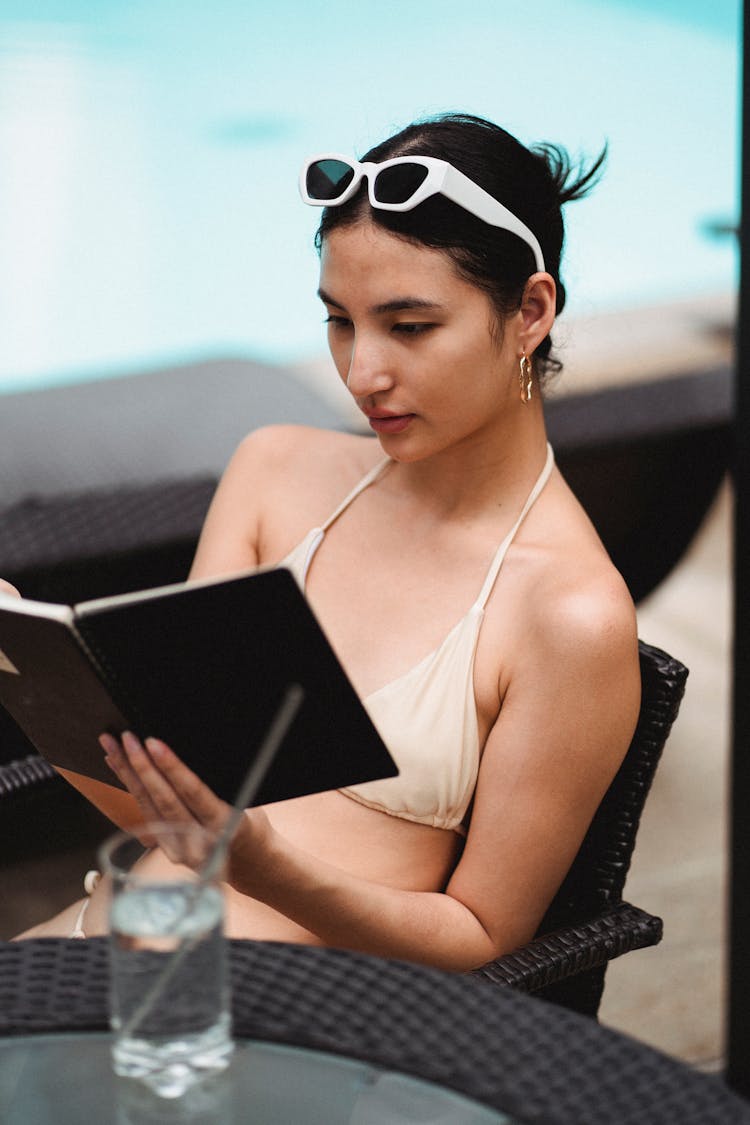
[532,142,608,206]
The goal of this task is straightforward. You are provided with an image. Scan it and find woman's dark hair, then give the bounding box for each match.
[315,113,606,381]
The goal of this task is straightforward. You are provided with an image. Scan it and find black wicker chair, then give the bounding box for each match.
[474,640,688,1016]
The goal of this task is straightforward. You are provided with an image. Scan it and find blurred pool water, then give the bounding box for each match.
[0,0,739,393]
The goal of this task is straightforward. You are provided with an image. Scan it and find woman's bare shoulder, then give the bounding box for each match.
[520,520,640,715]
[190,425,384,577]
[228,424,381,482]
[541,557,637,664]
[493,476,639,704]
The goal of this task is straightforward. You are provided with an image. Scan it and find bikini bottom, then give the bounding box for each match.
[69,869,101,938]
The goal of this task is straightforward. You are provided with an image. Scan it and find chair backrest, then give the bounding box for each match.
[539,640,689,933]
[529,640,688,1013]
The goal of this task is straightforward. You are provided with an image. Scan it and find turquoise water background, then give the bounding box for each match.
[0,0,740,392]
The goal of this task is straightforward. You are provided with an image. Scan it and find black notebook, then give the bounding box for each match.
[0,568,397,806]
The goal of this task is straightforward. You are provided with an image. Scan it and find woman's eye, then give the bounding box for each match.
[392,322,435,336]
[324,314,352,330]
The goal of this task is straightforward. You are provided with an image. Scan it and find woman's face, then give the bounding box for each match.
[318,221,525,462]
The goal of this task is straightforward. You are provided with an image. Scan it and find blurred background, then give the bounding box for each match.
[0,0,739,392]
[0,0,741,1074]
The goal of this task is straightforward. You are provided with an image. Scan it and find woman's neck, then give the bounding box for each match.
[384,411,550,522]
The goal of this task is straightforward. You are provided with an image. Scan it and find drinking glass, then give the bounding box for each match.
[99,822,234,1099]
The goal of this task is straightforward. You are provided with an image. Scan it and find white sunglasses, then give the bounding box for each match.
[299,153,545,274]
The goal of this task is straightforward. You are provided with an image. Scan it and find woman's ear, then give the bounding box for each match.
[518,273,557,355]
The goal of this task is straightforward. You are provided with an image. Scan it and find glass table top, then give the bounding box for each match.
[0,1031,517,1125]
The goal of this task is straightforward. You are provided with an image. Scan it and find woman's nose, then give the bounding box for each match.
[344,337,394,398]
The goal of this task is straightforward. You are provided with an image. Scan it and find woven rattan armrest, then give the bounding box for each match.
[473,901,662,993]
[0,754,58,797]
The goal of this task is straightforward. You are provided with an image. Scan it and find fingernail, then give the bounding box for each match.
[145,738,166,759]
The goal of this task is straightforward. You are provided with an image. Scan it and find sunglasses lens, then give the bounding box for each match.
[373,163,429,204]
[306,159,355,201]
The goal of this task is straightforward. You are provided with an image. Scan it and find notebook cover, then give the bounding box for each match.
[0,569,396,805]
[0,608,130,786]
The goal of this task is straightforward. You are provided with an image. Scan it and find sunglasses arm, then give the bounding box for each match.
[442,166,545,273]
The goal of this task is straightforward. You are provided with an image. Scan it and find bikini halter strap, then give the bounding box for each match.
[320,457,392,532]
[475,443,555,610]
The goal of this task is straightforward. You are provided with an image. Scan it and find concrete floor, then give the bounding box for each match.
[599,478,731,1067]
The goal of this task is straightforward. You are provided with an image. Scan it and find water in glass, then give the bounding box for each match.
[110,882,232,1098]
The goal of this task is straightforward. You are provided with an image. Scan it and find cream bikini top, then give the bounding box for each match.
[281,445,555,834]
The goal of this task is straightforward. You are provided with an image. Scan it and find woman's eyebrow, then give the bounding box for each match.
[317,287,345,309]
[317,288,444,315]
[371,297,445,314]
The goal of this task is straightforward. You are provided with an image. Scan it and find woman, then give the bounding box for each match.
[15,113,640,969]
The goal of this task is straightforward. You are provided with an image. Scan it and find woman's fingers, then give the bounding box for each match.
[99,731,233,867]
[101,732,207,865]
[143,737,232,834]
[101,732,190,827]
[100,732,162,824]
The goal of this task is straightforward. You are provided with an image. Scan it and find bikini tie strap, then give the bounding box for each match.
[476,443,555,610]
[320,458,391,532]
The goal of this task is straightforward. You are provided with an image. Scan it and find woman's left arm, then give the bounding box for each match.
[101,597,639,972]
[445,590,640,961]
[102,730,497,968]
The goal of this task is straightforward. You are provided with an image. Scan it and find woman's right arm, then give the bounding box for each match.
[189,425,294,580]
[64,431,280,829]
[190,423,351,580]
[7,427,317,832]
[59,428,297,830]
[0,433,267,833]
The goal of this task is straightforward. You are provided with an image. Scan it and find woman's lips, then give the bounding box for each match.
[366,413,415,434]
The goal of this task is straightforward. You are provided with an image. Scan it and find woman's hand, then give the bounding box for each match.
[0,579,20,598]
[99,731,267,870]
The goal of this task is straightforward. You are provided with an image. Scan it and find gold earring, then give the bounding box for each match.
[519,355,533,403]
